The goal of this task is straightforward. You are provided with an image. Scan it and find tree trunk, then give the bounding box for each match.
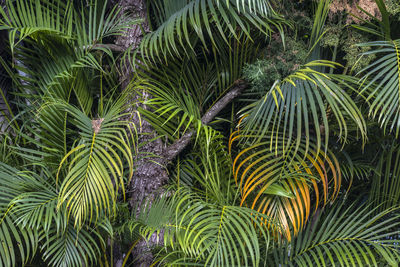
[0,20,11,132]
[114,0,168,266]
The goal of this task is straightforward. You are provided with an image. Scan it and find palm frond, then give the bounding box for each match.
[0,0,136,54]
[136,60,204,140]
[267,201,400,266]
[0,214,39,267]
[141,0,284,60]
[309,0,332,50]
[177,126,233,203]
[333,148,376,191]
[13,41,101,102]
[358,39,400,137]
[124,187,273,267]
[1,0,139,105]
[55,99,135,227]
[351,0,391,40]
[340,160,373,182]
[74,0,138,50]
[11,189,62,234]
[0,133,21,165]
[230,133,341,240]
[0,0,74,53]
[136,34,260,142]
[0,163,40,266]
[369,142,400,212]
[40,224,103,267]
[0,82,16,131]
[239,60,367,154]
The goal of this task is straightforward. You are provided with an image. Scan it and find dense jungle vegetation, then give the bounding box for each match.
[1,0,400,266]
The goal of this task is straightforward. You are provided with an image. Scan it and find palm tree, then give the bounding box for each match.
[0,0,399,266]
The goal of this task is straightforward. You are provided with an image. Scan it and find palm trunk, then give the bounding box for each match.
[0,24,12,132]
[114,0,168,266]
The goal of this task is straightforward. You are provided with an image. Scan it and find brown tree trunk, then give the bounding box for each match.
[114,1,168,266]
[0,17,11,132]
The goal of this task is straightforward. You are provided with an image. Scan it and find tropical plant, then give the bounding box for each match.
[267,201,400,266]
[0,0,400,266]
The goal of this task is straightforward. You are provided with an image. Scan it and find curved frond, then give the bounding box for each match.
[267,202,400,266]
[359,39,400,137]
[0,163,40,267]
[176,126,233,203]
[141,0,283,60]
[0,0,137,54]
[230,133,341,240]
[0,0,73,53]
[1,0,139,108]
[55,101,135,227]
[0,214,39,267]
[41,224,103,267]
[136,34,260,141]
[11,190,62,233]
[337,150,374,184]
[125,188,273,267]
[369,142,400,212]
[240,60,367,153]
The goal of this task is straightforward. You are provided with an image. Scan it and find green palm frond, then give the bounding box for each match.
[40,224,103,267]
[73,0,138,50]
[125,187,273,267]
[340,159,373,182]
[4,167,60,232]
[14,42,101,101]
[11,189,62,234]
[358,39,400,137]
[0,163,40,267]
[0,81,16,131]
[13,104,68,170]
[0,0,139,110]
[0,0,136,54]
[0,214,39,267]
[55,99,135,227]
[239,60,367,154]
[0,133,21,165]
[369,142,400,212]
[136,34,260,142]
[309,0,332,49]
[351,0,391,40]
[267,201,400,266]
[135,58,209,140]
[0,147,103,267]
[177,126,233,203]
[5,0,137,97]
[335,145,376,187]
[141,0,284,60]
[0,0,74,53]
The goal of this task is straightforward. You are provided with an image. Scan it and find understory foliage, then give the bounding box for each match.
[0,0,400,266]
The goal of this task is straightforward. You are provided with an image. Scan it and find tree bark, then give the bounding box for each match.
[0,19,11,132]
[115,0,169,210]
[114,1,169,266]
